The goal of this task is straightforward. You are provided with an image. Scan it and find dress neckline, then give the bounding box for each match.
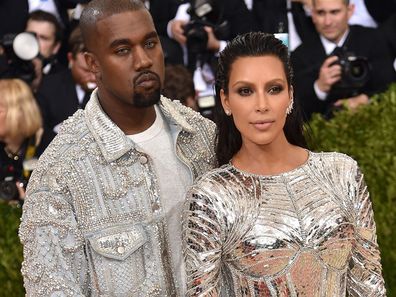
[228,150,312,179]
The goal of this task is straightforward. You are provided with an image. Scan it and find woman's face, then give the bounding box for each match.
[0,100,7,140]
[220,55,291,148]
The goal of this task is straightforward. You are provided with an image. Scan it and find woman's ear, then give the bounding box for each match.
[220,89,230,113]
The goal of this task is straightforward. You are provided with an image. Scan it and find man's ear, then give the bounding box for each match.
[52,41,61,55]
[84,52,100,73]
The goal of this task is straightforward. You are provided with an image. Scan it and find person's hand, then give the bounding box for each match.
[170,19,187,45]
[204,26,221,52]
[316,55,342,93]
[334,93,370,110]
[30,57,43,93]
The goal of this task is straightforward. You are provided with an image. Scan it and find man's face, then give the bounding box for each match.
[312,0,354,44]
[69,52,96,91]
[26,20,60,58]
[86,9,164,109]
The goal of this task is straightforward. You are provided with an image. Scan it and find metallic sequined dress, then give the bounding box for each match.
[183,152,385,296]
[19,90,216,296]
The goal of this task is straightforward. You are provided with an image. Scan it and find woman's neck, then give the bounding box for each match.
[4,136,25,155]
[232,138,308,176]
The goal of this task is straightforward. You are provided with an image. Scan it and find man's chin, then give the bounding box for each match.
[133,89,161,108]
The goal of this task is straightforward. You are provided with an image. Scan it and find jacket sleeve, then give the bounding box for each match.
[182,182,225,297]
[19,165,88,296]
[347,164,386,296]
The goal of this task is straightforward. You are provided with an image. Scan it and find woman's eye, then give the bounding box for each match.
[238,87,252,96]
[268,85,283,94]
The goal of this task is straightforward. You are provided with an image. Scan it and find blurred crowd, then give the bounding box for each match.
[0,0,395,203]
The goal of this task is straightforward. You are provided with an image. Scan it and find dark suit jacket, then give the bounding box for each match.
[364,0,396,24]
[36,68,90,149]
[0,0,90,38]
[291,25,396,120]
[251,0,315,43]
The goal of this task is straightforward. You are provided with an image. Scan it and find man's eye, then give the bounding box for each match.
[116,48,130,55]
[238,88,252,96]
[145,40,156,49]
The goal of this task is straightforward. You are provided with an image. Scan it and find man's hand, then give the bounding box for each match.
[170,19,187,45]
[204,26,220,52]
[316,55,342,93]
[334,93,370,110]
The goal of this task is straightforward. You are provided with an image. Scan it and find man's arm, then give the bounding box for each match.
[19,166,88,296]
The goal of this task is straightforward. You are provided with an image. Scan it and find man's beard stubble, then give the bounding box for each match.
[132,71,161,108]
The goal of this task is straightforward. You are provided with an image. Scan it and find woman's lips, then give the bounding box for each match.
[251,120,275,130]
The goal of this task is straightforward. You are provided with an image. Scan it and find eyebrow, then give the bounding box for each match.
[109,31,159,48]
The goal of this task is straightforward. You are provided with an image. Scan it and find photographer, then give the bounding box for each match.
[291,0,396,120]
[167,0,253,116]
[0,79,44,203]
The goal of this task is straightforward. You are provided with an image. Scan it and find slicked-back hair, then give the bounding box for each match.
[214,32,307,166]
[80,0,147,50]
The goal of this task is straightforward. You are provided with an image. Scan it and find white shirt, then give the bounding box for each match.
[349,0,378,28]
[128,106,191,295]
[28,0,61,24]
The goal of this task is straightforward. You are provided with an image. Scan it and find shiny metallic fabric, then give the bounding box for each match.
[183,152,385,296]
[19,89,217,296]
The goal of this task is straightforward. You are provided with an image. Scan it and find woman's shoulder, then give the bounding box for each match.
[309,151,359,173]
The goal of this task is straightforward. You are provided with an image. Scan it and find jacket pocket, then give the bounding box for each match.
[86,224,148,295]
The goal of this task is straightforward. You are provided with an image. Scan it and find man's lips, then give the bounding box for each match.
[135,72,159,88]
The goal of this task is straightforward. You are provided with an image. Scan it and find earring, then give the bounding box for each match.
[286,95,294,115]
[225,109,232,116]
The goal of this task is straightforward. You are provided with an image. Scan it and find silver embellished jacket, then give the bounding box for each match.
[19,90,216,296]
[183,152,385,296]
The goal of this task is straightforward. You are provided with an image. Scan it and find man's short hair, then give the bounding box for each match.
[80,0,147,50]
[312,0,350,7]
[68,26,86,58]
[27,10,63,43]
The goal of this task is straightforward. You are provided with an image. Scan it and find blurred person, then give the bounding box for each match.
[144,0,185,65]
[0,79,43,203]
[36,25,96,150]
[248,0,316,51]
[168,0,254,99]
[183,32,385,296]
[291,0,396,120]
[19,0,216,296]
[163,64,198,111]
[26,10,65,76]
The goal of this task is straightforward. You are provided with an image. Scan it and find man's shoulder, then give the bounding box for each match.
[159,96,216,134]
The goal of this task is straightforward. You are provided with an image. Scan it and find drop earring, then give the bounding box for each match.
[286,95,294,115]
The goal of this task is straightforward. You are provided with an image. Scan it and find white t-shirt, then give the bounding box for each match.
[128,106,191,295]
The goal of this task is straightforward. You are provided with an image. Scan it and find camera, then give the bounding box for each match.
[184,0,230,72]
[330,47,371,97]
[0,179,20,201]
[0,32,40,83]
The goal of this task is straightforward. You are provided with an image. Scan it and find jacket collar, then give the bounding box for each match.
[84,89,194,162]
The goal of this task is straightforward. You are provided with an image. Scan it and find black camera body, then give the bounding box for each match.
[184,0,230,71]
[0,178,20,201]
[0,32,39,83]
[330,47,371,97]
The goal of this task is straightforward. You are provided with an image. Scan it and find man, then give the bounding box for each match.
[291,0,396,120]
[26,10,64,75]
[36,26,96,150]
[19,0,216,296]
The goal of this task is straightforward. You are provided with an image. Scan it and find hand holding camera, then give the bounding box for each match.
[316,55,342,93]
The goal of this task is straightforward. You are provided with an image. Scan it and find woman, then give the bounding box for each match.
[182,32,385,296]
[0,78,43,202]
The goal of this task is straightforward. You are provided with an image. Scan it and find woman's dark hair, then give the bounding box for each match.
[214,32,307,165]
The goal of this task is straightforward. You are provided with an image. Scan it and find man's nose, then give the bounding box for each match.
[133,47,153,70]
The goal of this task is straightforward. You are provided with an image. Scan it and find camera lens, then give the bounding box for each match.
[0,180,19,201]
